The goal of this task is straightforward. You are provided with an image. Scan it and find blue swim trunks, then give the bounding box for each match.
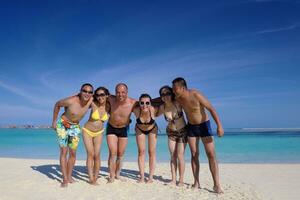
[187,120,213,137]
[56,117,81,150]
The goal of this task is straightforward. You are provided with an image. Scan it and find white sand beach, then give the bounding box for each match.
[0,158,299,200]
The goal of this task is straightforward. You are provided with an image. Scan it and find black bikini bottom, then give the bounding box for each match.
[135,123,158,135]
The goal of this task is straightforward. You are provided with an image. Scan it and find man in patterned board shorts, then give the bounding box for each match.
[52,83,94,187]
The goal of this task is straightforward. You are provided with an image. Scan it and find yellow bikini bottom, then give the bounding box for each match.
[82,127,104,137]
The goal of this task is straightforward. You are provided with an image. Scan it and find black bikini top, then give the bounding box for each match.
[163,103,183,123]
[136,110,155,125]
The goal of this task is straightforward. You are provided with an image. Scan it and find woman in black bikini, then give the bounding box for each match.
[156,86,187,186]
[133,94,158,183]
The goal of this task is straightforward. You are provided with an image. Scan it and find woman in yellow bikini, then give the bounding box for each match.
[82,87,110,185]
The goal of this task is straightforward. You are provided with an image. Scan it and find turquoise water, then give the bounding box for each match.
[1,128,300,163]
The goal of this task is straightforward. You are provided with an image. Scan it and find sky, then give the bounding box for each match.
[0,0,299,128]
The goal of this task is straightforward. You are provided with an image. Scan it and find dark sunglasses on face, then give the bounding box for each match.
[160,92,172,97]
[95,93,106,97]
[140,101,150,106]
[81,89,93,94]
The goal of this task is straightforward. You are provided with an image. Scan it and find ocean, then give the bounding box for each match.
[1,128,300,163]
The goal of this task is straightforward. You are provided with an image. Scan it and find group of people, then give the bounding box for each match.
[52,77,224,194]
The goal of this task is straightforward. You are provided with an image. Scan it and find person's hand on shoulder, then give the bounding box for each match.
[88,96,94,104]
[133,101,139,108]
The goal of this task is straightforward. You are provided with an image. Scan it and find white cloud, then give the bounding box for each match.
[0,80,54,106]
[38,69,64,91]
[85,43,286,99]
[255,23,300,34]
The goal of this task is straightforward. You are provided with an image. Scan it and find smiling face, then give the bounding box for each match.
[80,85,93,101]
[116,84,128,102]
[160,88,172,103]
[139,97,151,111]
[95,89,108,104]
[172,82,185,98]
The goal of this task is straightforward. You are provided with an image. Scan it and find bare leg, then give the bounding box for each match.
[67,148,77,183]
[59,147,68,187]
[168,138,177,185]
[177,142,186,187]
[107,135,118,183]
[188,136,200,188]
[82,131,95,184]
[136,133,146,183]
[202,137,223,194]
[115,137,128,180]
[93,134,103,184]
[147,133,157,183]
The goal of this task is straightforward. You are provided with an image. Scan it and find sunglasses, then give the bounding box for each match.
[160,92,172,97]
[140,101,150,106]
[81,89,93,94]
[95,93,106,97]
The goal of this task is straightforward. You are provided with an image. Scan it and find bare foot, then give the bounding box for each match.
[169,180,176,185]
[213,185,224,194]
[137,177,145,183]
[92,181,99,186]
[177,182,184,187]
[107,177,115,184]
[60,181,68,188]
[88,179,98,185]
[115,176,126,182]
[146,178,153,184]
[68,178,77,184]
[191,183,201,189]
[94,178,99,185]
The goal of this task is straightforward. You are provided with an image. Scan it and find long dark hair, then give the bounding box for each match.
[94,86,110,100]
[159,85,175,101]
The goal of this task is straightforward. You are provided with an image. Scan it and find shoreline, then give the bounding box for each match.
[1,158,299,200]
[2,156,300,164]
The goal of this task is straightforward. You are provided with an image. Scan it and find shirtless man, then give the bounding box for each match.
[172,77,224,194]
[106,83,136,183]
[52,83,94,187]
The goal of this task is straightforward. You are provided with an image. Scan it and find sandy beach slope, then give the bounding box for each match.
[0,158,299,200]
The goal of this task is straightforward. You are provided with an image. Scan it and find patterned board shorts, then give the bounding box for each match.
[56,117,81,150]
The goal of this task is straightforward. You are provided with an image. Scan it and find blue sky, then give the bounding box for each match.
[0,0,299,128]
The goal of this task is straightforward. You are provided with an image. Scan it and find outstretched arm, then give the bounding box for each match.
[132,106,139,118]
[194,91,224,137]
[155,104,164,117]
[150,106,157,119]
[151,97,163,107]
[105,101,111,114]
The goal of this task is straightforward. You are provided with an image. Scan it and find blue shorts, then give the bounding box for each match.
[187,120,213,137]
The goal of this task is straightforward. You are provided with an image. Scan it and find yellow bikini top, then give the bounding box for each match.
[91,110,109,122]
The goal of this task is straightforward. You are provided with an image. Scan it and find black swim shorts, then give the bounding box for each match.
[106,123,129,138]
